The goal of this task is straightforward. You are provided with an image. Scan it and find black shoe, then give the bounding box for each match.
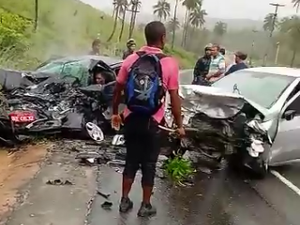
[119,197,133,213]
[137,202,157,217]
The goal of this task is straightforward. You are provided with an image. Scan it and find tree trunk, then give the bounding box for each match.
[290,49,297,67]
[107,8,119,42]
[171,0,179,49]
[118,10,126,41]
[182,10,190,48]
[34,0,38,32]
[130,3,138,36]
[128,4,135,38]
[181,9,188,47]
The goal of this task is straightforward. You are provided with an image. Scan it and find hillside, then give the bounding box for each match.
[0,0,196,69]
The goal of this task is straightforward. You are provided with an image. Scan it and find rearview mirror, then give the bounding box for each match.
[282,110,296,121]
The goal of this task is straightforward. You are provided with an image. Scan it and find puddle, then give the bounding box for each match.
[0,144,49,217]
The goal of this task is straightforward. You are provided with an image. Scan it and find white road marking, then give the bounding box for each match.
[270,170,300,196]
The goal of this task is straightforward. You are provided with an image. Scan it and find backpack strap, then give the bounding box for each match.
[129,52,167,77]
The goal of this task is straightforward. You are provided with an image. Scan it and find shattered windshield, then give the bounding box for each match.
[212,71,294,109]
[36,59,90,86]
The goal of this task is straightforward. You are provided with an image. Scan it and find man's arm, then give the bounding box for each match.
[167,59,182,128]
[206,58,226,79]
[224,64,236,76]
[112,61,128,114]
[193,58,202,79]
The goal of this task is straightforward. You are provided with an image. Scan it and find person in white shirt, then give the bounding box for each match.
[206,44,226,83]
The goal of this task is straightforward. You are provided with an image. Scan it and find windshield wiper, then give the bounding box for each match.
[232,83,241,95]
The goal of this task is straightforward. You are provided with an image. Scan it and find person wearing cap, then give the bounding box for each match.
[122,39,136,59]
[89,39,101,55]
[192,45,212,85]
[225,51,248,76]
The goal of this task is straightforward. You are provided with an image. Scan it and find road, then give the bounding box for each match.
[1,140,300,225]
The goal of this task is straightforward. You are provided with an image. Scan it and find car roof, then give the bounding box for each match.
[244,67,300,77]
[51,55,123,66]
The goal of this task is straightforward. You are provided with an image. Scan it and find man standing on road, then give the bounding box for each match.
[225,51,248,76]
[192,45,212,85]
[206,44,226,83]
[89,39,101,55]
[111,21,184,217]
[122,39,136,59]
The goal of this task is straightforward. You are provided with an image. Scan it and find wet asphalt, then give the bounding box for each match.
[87,165,300,225]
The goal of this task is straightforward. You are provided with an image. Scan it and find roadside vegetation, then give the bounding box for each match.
[163,155,195,183]
[0,0,197,70]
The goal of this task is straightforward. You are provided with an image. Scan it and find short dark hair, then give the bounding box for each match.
[144,21,166,45]
[212,43,220,50]
[220,47,225,55]
[92,39,101,47]
[235,51,247,60]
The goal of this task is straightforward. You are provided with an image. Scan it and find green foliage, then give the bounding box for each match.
[163,156,195,183]
[0,0,196,70]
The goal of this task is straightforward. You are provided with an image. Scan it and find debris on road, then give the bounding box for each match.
[101,201,113,210]
[46,179,74,185]
[97,190,110,199]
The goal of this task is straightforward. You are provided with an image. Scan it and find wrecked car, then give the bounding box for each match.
[0,55,122,90]
[162,67,300,178]
[0,55,123,144]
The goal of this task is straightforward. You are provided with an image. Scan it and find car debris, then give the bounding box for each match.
[101,201,113,210]
[46,179,74,185]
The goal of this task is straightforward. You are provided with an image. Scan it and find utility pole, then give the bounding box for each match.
[263,2,284,66]
[249,29,258,67]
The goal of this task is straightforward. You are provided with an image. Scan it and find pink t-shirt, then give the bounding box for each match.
[117,46,179,123]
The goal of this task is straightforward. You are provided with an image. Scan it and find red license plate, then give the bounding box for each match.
[9,111,35,123]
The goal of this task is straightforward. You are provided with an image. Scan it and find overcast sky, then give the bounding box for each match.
[80,0,297,20]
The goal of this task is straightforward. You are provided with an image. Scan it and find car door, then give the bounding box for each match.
[270,91,300,165]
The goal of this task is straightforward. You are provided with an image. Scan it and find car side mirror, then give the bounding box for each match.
[282,110,296,121]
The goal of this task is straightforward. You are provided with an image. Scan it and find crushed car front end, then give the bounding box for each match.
[163,85,272,177]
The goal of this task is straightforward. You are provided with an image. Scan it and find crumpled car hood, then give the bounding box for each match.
[178,85,269,118]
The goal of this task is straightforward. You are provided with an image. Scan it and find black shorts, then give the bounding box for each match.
[123,114,160,186]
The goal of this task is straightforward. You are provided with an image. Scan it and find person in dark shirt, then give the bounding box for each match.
[89,39,101,55]
[122,39,136,59]
[225,51,248,76]
[192,46,212,85]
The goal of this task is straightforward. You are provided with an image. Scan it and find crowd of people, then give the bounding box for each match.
[193,43,248,85]
[86,21,249,218]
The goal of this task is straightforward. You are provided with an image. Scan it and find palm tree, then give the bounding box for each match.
[292,0,300,13]
[118,0,128,41]
[181,0,202,47]
[153,0,171,21]
[189,7,207,30]
[34,0,38,31]
[171,0,180,49]
[107,0,123,42]
[187,7,206,48]
[263,13,277,32]
[278,16,300,66]
[213,21,227,38]
[167,17,180,33]
[128,0,141,39]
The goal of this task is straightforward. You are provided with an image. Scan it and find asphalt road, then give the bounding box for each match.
[3,143,300,225]
[86,165,300,225]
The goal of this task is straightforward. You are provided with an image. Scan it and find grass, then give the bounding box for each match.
[0,0,196,70]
